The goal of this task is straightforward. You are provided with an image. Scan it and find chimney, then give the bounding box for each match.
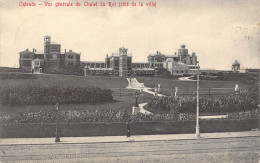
[157,51,158,54]
[35,49,36,52]
[65,49,66,53]
[33,48,35,53]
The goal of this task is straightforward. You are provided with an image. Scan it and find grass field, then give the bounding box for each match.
[136,76,245,96]
[0,73,243,92]
[0,73,246,114]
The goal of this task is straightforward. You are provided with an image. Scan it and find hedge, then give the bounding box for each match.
[147,89,258,113]
[0,72,37,79]
[0,109,257,124]
[0,85,113,106]
[0,119,258,138]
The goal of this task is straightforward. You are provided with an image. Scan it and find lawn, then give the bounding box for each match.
[0,73,247,114]
[0,74,128,89]
[136,76,245,96]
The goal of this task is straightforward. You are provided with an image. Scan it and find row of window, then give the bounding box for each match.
[132,64,150,68]
[149,57,180,62]
[173,70,188,74]
[86,70,155,74]
[47,54,80,60]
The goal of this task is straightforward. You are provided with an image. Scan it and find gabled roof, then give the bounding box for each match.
[19,49,33,54]
[66,50,80,55]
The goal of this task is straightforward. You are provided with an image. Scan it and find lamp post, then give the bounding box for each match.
[126,122,130,137]
[55,102,60,142]
[196,62,200,138]
[135,92,138,107]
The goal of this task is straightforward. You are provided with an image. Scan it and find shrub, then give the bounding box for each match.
[0,72,37,79]
[147,88,258,113]
[0,85,113,106]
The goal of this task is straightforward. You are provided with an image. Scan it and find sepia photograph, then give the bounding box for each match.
[0,0,259,162]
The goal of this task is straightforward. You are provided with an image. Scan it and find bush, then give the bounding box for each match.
[0,108,257,124]
[44,66,83,76]
[147,88,258,113]
[0,85,113,106]
[0,72,37,79]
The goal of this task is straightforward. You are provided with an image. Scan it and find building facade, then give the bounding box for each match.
[19,37,198,76]
[163,58,189,76]
[83,47,156,76]
[83,45,198,77]
[19,36,81,72]
[148,45,197,69]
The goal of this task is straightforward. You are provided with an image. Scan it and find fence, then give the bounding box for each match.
[0,119,258,138]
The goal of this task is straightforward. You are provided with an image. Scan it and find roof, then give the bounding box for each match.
[168,61,188,67]
[165,54,179,58]
[148,53,164,57]
[165,58,174,62]
[19,49,33,54]
[232,60,240,66]
[148,54,178,58]
[66,50,80,55]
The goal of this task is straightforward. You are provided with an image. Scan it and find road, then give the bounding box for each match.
[0,137,259,163]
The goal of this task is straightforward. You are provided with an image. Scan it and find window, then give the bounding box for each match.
[68,55,73,59]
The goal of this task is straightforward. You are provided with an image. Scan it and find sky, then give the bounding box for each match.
[0,0,259,70]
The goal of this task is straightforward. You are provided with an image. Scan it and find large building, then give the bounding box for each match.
[83,47,156,76]
[83,45,198,77]
[19,36,81,72]
[19,37,198,76]
[163,58,189,76]
[147,45,197,69]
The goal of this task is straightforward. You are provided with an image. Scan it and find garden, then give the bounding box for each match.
[0,71,258,138]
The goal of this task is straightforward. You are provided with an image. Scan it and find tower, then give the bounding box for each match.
[178,45,188,63]
[191,52,197,65]
[119,47,128,76]
[232,60,240,72]
[44,36,51,63]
